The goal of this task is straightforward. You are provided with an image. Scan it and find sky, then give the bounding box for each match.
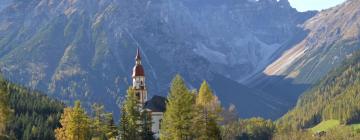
[288,0,347,12]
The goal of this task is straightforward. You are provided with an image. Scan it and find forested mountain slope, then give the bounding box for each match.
[0,76,64,140]
[277,50,360,129]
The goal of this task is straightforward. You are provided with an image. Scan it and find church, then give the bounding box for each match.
[131,48,166,138]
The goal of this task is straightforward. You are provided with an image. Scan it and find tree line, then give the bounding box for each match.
[53,75,226,140]
[1,71,360,140]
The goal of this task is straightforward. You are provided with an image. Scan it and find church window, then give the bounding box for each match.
[136,92,140,100]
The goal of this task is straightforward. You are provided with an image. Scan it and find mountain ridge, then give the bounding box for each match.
[0,0,316,119]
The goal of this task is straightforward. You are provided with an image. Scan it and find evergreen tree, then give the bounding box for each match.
[89,103,119,140]
[91,103,111,139]
[55,101,91,140]
[103,113,119,139]
[160,75,196,140]
[194,81,222,140]
[119,87,142,140]
[119,106,130,139]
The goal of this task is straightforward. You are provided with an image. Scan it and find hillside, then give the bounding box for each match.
[277,50,360,129]
[248,0,360,116]
[0,76,64,140]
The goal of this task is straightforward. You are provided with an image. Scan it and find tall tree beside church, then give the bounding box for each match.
[55,101,91,140]
[119,105,130,139]
[103,113,119,139]
[119,87,141,140]
[0,82,11,137]
[160,75,196,140]
[194,81,222,140]
[91,103,118,140]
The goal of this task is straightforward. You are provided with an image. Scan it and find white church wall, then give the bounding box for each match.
[151,112,163,138]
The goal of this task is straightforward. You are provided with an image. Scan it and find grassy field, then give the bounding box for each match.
[350,123,360,132]
[310,120,340,132]
[310,120,360,133]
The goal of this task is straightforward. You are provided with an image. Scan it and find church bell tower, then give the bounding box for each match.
[132,48,147,106]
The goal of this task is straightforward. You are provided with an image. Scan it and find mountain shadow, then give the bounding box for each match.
[247,73,311,118]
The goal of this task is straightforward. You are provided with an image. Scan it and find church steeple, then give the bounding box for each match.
[132,48,147,106]
[135,48,142,65]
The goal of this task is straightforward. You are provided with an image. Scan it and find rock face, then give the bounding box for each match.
[0,0,315,119]
[249,0,360,113]
[0,0,13,11]
[264,0,360,83]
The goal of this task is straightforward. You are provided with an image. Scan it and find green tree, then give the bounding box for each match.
[55,101,91,140]
[119,87,141,140]
[91,103,118,139]
[221,118,275,140]
[92,103,106,136]
[194,81,222,140]
[160,75,196,140]
[103,113,119,139]
[119,105,130,139]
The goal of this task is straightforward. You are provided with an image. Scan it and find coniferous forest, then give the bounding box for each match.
[0,76,63,140]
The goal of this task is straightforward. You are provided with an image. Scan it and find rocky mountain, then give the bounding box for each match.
[248,0,360,114]
[0,0,315,119]
[0,0,13,11]
[264,0,360,83]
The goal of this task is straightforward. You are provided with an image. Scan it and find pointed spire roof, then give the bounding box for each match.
[135,48,141,60]
[133,48,145,77]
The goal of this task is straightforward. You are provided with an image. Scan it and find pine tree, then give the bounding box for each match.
[119,105,130,139]
[91,103,109,139]
[104,113,119,139]
[160,75,196,140]
[55,101,91,140]
[194,81,222,140]
[89,103,119,140]
[119,87,142,140]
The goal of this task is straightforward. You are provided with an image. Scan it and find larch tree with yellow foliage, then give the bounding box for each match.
[55,101,91,140]
[194,81,222,140]
[0,82,11,138]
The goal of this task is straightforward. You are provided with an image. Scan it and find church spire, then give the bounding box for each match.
[135,48,142,65]
[136,48,141,60]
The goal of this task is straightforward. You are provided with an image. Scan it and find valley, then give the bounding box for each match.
[0,0,359,121]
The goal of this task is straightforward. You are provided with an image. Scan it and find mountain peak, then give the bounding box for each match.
[264,0,360,83]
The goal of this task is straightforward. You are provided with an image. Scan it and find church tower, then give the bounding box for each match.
[132,48,147,106]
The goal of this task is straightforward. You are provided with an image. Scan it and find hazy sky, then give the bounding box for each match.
[288,0,347,12]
